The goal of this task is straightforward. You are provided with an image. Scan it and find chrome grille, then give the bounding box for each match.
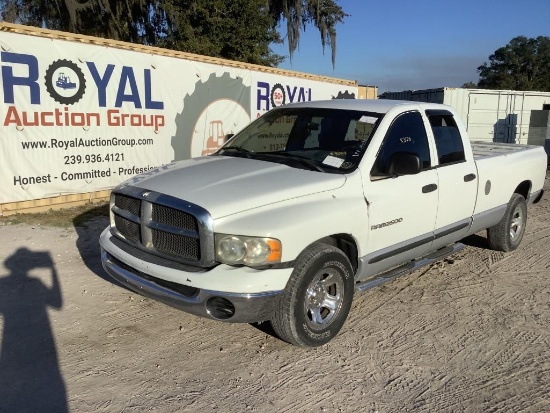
[115,194,141,216]
[152,204,197,231]
[152,229,200,259]
[110,188,214,267]
[114,215,141,243]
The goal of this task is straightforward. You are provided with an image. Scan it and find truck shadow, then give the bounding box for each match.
[72,204,124,288]
[250,321,278,338]
[461,233,489,249]
[0,248,68,412]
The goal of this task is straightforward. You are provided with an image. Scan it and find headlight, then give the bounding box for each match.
[109,192,115,228]
[215,234,282,266]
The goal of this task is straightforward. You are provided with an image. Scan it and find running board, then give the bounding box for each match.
[354,243,465,293]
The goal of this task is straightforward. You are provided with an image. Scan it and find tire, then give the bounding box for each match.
[271,242,354,347]
[487,193,527,252]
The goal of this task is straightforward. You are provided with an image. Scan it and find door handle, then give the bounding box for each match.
[422,183,438,193]
[464,173,476,182]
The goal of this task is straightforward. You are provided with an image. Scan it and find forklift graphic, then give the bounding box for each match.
[55,73,77,89]
[201,120,229,155]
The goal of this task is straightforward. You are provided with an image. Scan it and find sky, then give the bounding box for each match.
[270,0,550,93]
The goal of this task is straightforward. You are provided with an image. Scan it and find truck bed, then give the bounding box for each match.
[471,141,540,160]
[471,141,546,217]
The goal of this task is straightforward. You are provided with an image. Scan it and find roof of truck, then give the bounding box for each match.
[283,99,451,114]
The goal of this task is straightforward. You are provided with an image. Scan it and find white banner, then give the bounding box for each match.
[0,30,357,203]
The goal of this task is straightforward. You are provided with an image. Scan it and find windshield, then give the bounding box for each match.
[214,107,383,173]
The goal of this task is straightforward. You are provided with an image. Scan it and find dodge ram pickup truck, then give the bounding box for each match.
[100,99,547,347]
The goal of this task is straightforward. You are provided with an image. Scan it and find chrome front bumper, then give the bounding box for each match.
[101,249,282,323]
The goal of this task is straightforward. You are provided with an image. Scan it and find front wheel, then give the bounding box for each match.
[487,193,527,251]
[271,243,354,347]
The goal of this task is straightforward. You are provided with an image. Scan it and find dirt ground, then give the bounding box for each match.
[1,174,549,413]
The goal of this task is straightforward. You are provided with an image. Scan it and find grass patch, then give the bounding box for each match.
[0,202,109,228]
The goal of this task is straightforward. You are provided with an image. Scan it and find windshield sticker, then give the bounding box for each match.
[330,151,346,157]
[359,115,378,124]
[323,155,345,168]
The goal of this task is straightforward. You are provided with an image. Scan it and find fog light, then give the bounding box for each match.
[206,296,235,320]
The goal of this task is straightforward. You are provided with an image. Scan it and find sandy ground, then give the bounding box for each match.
[1,174,549,413]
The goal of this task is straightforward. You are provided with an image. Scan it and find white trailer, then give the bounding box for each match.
[380,87,550,145]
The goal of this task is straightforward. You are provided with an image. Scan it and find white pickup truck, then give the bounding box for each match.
[100,99,546,347]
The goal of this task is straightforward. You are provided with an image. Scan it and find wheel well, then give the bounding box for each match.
[316,234,358,272]
[514,181,531,200]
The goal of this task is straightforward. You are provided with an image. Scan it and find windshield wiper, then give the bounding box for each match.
[258,151,326,172]
[218,146,252,158]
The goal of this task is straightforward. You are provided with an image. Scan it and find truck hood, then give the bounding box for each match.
[129,156,346,219]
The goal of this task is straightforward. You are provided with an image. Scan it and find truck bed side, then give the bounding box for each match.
[469,142,547,233]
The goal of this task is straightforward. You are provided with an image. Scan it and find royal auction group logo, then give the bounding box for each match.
[1,51,165,131]
[44,59,86,105]
[270,83,286,107]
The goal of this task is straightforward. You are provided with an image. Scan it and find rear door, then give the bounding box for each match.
[427,110,477,248]
[362,111,439,277]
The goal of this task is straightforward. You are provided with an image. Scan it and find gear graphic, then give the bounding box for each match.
[270,83,286,108]
[44,59,86,105]
[171,72,251,161]
[332,90,355,100]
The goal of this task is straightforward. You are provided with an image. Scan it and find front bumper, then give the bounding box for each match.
[99,224,292,323]
[101,249,282,323]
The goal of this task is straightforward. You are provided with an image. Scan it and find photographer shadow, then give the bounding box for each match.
[0,248,67,413]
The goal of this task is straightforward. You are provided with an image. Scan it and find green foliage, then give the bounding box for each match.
[478,36,550,91]
[160,0,284,66]
[461,81,478,89]
[1,0,66,30]
[0,0,347,67]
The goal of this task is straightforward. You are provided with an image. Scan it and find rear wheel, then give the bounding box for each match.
[271,243,354,347]
[487,193,527,251]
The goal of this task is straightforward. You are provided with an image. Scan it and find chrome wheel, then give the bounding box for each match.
[304,269,345,329]
[271,243,354,347]
[509,204,525,242]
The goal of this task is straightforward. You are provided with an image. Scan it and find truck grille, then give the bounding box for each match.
[115,194,141,216]
[152,229,199,259]
[111,189,214,267]
[152,204,197,231]
[114,214,141,243]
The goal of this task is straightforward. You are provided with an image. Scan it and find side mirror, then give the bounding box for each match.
[388,152,421,176]
[224,133,235,143]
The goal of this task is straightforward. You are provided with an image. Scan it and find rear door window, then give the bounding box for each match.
[426,110,466,166]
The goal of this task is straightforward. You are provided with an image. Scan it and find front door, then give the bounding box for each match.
[362,111,439,278]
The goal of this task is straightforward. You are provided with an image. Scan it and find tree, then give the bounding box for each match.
[0,0,70,30]
[477,36,550,92]
[461,81,477,89]
[0,0,347,67]
[268,0,348,67]
[1,0,188,44]
[159,0,284,66]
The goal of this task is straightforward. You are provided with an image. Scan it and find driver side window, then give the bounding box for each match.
[371,111,431,178]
